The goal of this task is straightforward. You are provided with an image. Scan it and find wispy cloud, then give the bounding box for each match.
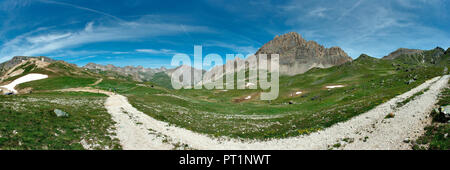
[308,7,329,18]
[112,51,131,54]
[280,0,450,58]
[37,0,123,21]
[205,41,258,55]
[0,19,213,62]
[336,0,363,21]
[136,49,177,55]
[0,0,32,12]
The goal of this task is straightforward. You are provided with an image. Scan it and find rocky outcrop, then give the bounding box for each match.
[382,48,424,60]
[255,32,352,75]
[0,56,54,74]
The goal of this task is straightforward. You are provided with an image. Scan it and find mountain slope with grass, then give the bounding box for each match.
[126,52,446,139]
[383,47,448,66]
[0,40,449,149]
[0,57,103,94]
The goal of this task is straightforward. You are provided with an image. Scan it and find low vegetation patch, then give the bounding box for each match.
[17,76,97,91]
[0,92,120,150]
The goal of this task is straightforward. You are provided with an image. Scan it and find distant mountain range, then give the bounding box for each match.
[2,32,449,88]
[83,63,170,82]
[81,32,354,85]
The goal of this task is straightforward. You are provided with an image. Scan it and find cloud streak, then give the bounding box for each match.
[0,19,213,62]
[281,0,450,58]
[136,49,178,55]
[37,0,123,21]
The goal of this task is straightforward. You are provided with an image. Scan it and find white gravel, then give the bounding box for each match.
[62,75,449,150]
[105,94,174,150]
[0,73,48,94]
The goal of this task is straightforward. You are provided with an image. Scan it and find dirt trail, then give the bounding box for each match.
[90,78,103,86]
[59,87,175,149]
[62,75,449,150]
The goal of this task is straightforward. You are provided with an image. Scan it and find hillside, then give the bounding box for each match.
[383,47,449,66]
[0,44,448,150]
[0,57,103,94]
[122,51,448,139]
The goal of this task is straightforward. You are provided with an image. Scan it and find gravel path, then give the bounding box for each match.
[62,75,449,150]
[90,78,103,86]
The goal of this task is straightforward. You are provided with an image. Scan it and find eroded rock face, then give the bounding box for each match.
[255,32,352,75]
[0,56,54,74]
[382,48,424,60]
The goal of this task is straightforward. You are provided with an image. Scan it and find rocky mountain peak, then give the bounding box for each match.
[255,32,352,75]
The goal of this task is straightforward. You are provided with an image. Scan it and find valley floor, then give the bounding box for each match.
[64,75,449,150]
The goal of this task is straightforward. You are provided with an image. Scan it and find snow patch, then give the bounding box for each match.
[0,73,48,94]
[326,85,345,89]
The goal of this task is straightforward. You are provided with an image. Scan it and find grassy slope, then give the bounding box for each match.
[150,72,173,89]
[10,61,100,91]
[3,50,448,141]
[122,55,446,139]
[0,92,121,150]
[0,61,122,149]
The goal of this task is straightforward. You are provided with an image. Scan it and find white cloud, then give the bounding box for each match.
[26,33,72,43]
[336,0,363,21]
[37,0,123,21]
[205,41,258,55]
[0,19,213,62]
[84,22,94,32]
[280,0,450,58]
[136,49,177,55]
[0,0,32,12]
[112,51,131,54]
[308,7,328,18]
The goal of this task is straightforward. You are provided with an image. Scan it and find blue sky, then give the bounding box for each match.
[0,0,449,68]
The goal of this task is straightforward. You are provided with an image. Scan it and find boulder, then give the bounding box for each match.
[403,138,410,143]
[440,106,450,120]
[54,109,69,117]
[406,79,415,85]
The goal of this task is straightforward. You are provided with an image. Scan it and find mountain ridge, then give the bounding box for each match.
[255,32,353,76]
